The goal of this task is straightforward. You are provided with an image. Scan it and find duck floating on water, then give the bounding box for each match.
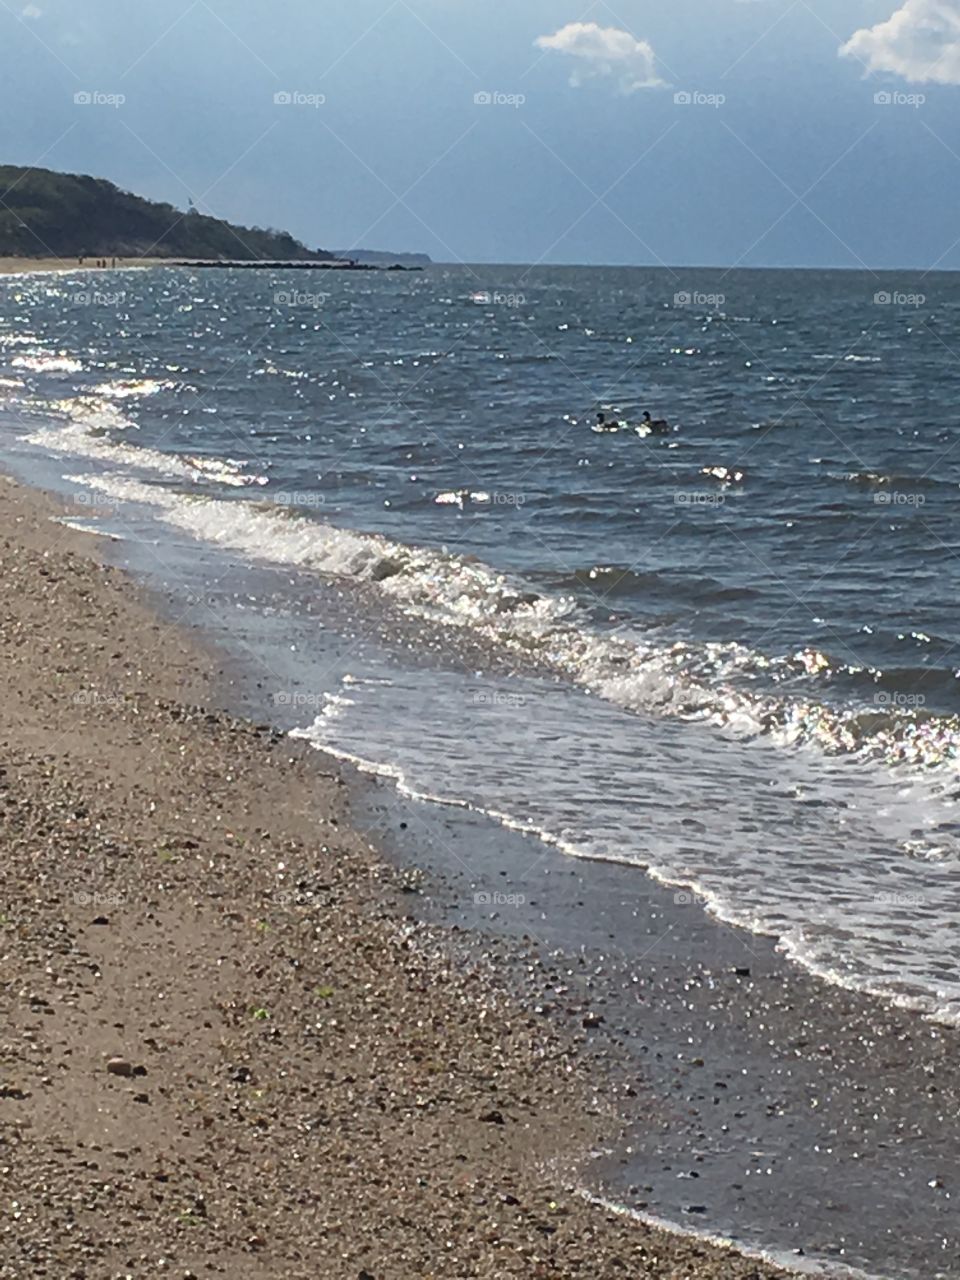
[593,409,675,436]
[592,411,626,433]
[641,410,671,435]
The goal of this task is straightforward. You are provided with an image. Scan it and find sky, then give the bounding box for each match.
[2,0,960,269]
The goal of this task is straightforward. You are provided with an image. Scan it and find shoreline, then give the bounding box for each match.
[321,736,960,1280]
[0,472,793,1277]
[0,256,174,275]
[0,256,420,276]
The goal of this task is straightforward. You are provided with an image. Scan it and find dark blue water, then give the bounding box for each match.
[3,262,960,1024]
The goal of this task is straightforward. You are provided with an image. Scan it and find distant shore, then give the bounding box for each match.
[0,255,422,275]
[0,255,171,275]
[0,472,790,1278]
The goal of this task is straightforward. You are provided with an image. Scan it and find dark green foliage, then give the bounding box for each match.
[0,166,333,260]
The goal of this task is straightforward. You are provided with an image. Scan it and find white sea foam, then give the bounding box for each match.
[64,467,960,770]
[50,462,960,1022]
[50,516,123,539]
[577,1193,886,1280]
[291,668,960,1025]
[49,396,137,432]
[26,414,268,487]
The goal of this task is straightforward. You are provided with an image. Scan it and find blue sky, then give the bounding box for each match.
[2,0,960,268]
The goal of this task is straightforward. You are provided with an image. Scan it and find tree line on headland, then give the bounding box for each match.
[0,165,335,261]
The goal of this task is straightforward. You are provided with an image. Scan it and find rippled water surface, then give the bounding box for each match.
[2,261,959,1019]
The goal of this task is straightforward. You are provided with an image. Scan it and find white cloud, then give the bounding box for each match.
[841,0,960,85]
[535,22,666,93]
[21,4,42,17]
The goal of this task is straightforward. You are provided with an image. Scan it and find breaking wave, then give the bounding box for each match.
[67,467,960,775]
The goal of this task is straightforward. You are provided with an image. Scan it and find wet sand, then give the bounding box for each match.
[0,474,792,1278]
[356,780,960,1280]
[137,535,960,1280]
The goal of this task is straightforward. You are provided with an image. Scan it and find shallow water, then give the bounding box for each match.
[2,261,960,1023]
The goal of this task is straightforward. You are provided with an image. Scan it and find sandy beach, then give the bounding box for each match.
[0,257,172,275]
[0,473,792,1278]
[2,1,955,1273]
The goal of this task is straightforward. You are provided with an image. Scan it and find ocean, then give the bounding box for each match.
[2,260,959,1031]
